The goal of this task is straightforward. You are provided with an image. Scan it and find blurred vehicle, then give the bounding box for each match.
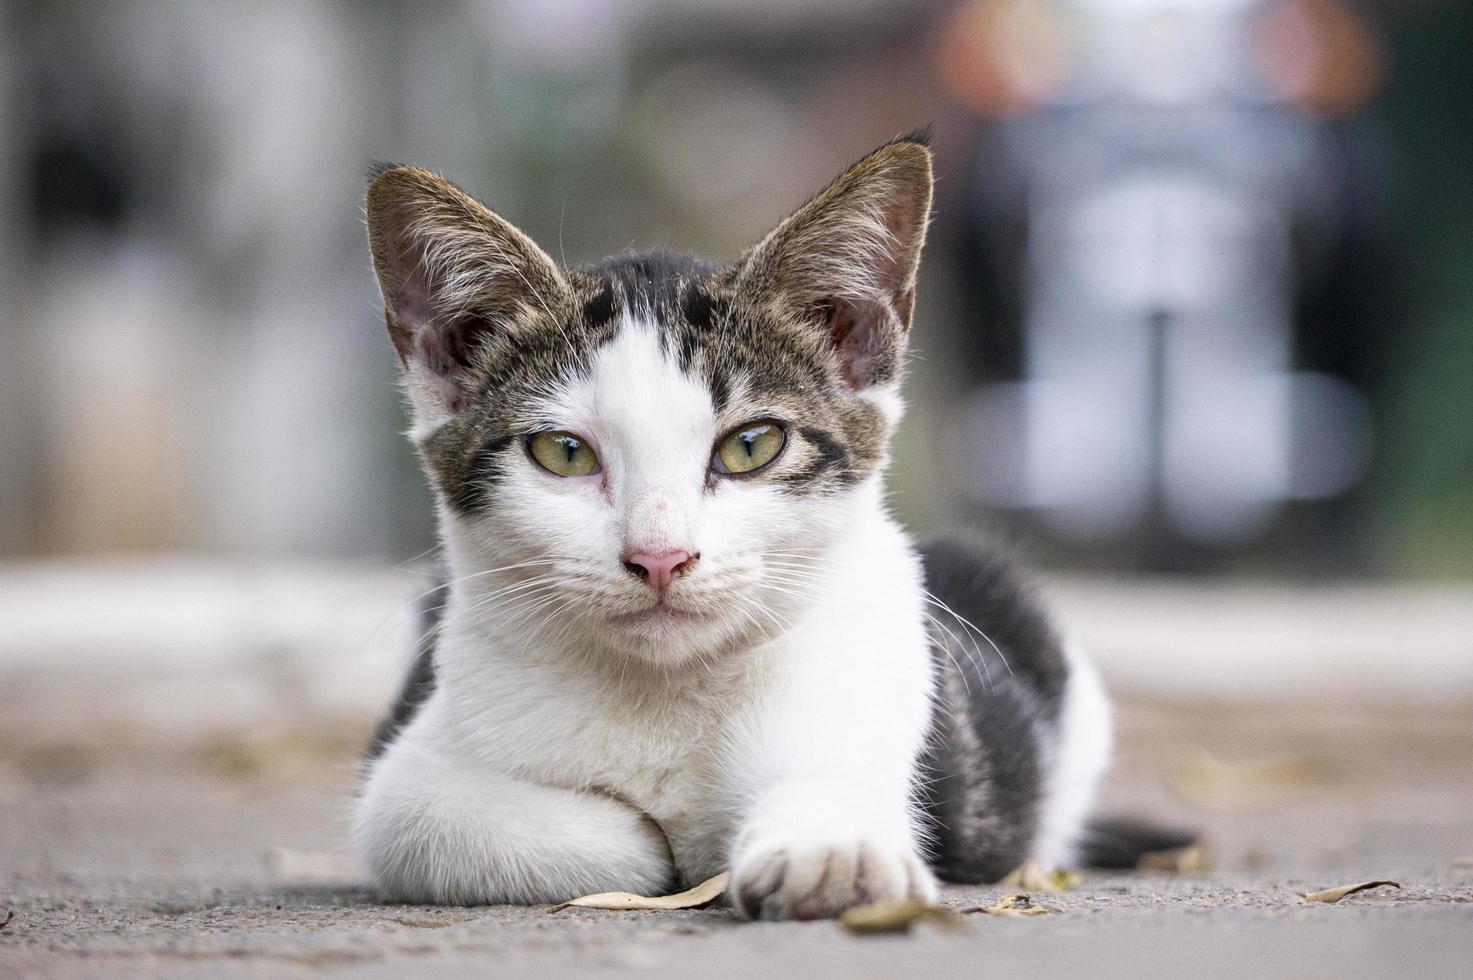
[939,0,1386,561]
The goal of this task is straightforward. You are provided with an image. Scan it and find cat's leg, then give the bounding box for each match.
[355,732,674,905]
[721,555,939,920]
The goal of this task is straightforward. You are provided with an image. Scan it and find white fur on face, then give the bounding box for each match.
[449,315,850,666]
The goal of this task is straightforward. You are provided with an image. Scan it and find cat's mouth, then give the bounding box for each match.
[609,600,706,626]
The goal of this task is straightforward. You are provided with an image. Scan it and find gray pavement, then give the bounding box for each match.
[4,699,1471,978]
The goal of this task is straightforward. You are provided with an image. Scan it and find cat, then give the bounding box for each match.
[353,132,1171,919]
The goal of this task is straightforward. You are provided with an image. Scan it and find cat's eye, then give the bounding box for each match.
[528,431,600,478]
[713,421,786,476]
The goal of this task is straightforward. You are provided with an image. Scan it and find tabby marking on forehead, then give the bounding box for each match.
[412,260,887,514]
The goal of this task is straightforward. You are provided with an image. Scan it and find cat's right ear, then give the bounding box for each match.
[365,165,570,420]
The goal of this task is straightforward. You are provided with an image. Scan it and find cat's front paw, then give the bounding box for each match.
[731,839,937,921]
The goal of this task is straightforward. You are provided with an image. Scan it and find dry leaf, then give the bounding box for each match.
[960,893,1051,917]
[840,899,964,935]
[1138,843,1214,875]
[550,872,729,912]
[1300,880,1400,904]
[1172,750,1331,813]
[999,860,1078,892]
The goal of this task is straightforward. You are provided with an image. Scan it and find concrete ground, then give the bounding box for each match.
[2,564,1471,977]
[3,699,1471,979]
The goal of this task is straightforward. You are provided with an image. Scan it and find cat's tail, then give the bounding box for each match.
[1076,817,1200,869]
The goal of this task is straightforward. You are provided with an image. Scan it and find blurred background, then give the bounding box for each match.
[3,0,1471,578]
[5,0,1473,731]
[2,4,1473,953]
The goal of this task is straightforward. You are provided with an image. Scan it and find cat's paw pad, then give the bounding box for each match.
[731,840,936,921]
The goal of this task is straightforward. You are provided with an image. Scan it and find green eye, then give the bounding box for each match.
[528,431,600,478]
[714,421,786,475]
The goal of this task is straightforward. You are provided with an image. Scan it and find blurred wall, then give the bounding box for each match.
[1,0,1469,577]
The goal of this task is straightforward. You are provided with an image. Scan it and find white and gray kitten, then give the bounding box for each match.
[354,133,1175,919]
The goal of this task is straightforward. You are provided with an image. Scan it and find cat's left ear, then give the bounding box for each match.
[738,133,933,390]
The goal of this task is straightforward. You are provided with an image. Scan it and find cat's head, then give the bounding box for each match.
[366,134,932,666]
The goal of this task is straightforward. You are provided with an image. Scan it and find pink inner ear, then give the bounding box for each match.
[825,298,882,390]
[384,233,498,413]
[384,261,431,365]
[414,313,497,413]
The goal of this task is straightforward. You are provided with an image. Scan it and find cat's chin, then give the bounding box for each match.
[598,601,737,665]
[606,603,712,653]
[609,602,707,627]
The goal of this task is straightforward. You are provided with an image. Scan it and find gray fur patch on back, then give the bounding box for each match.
[914,537,1069,883]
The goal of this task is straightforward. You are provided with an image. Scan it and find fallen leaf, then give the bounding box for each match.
[1300,880,1400,904]
[1049,868,1080,890]
[999,860,1078,892]
[1138,843,1214,875]
[960,893,1051,917]
[1172,751,1332,813]
[840,899,964,934]
[550,872,729,912]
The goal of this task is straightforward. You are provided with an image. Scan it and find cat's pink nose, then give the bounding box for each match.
[622,549,698,590]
